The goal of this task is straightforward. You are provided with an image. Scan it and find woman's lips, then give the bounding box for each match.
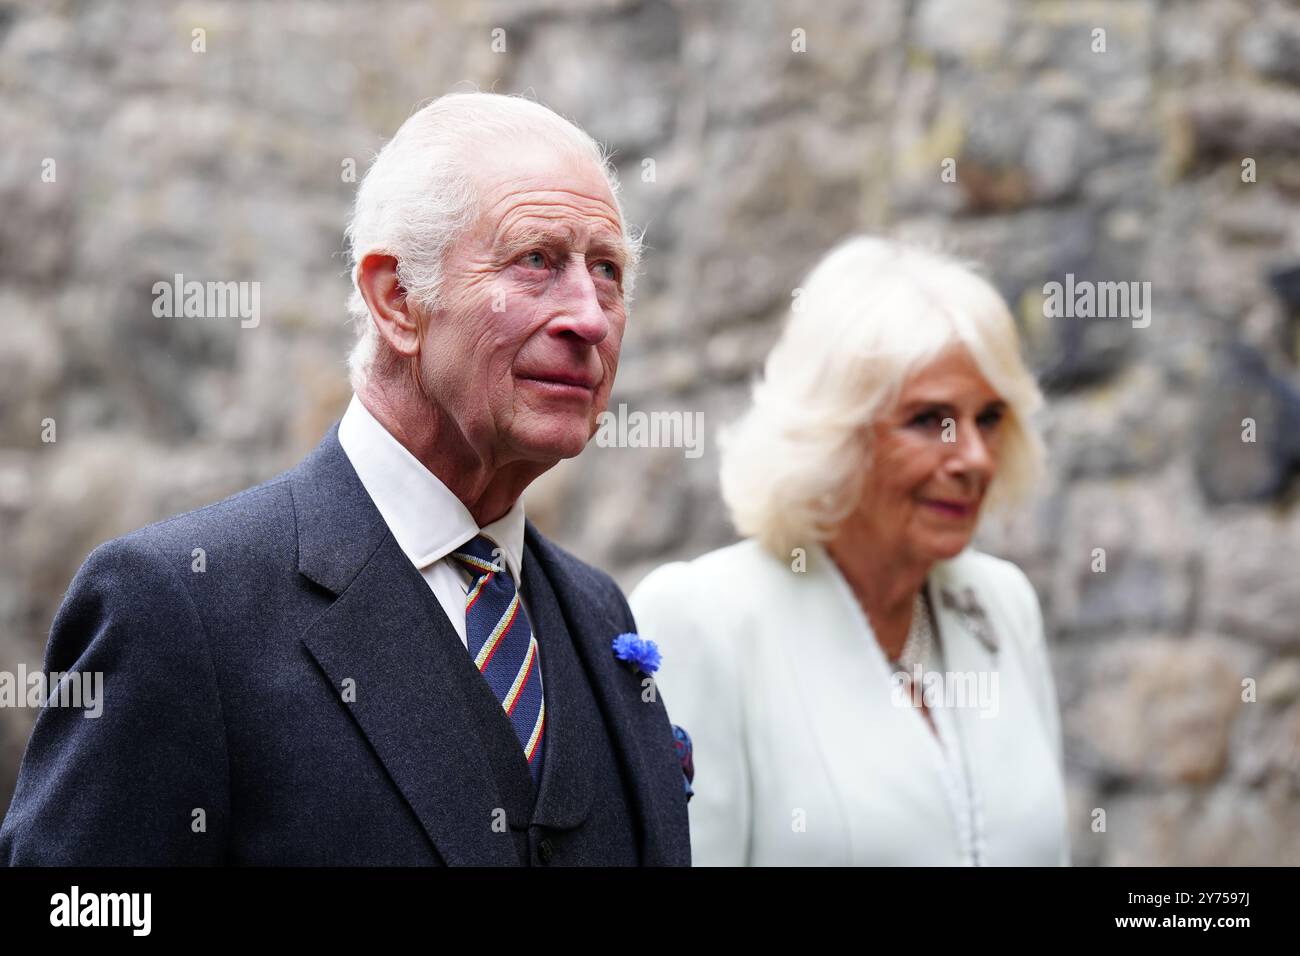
[919,498,974,518]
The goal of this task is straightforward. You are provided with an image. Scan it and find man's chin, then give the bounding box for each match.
[514,426,593,463]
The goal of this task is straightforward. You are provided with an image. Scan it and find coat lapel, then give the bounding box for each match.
[520,539,595,830]
[524,522,690,866]
[926,559,1002,676]
[290,423,519,866]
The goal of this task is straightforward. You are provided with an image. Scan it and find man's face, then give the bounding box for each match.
[417,143,630,467]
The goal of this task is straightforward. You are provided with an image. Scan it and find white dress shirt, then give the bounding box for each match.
[336,393,529,648]
[629,539,1070,866]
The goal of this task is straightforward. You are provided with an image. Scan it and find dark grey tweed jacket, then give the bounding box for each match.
[0,423,690,866]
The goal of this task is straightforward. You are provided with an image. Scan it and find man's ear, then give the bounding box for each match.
[356,253,420,357]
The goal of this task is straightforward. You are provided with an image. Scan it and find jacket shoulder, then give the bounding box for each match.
[628,539,786,663]
[945,547,1031,587]
[632,539,788,604]
[111,473,295,563]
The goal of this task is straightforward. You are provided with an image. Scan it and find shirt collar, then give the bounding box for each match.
[336,393,526,585]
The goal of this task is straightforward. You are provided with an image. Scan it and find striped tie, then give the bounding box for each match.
[450,535,546,786]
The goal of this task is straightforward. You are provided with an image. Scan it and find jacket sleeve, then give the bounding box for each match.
[629,561,752,866]
[0,534,230,865]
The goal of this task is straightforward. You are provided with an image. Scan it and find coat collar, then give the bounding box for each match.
[336,393,527,587]
[810,542,1001,671]
[924,554,1002,659]
[290,421,390,596]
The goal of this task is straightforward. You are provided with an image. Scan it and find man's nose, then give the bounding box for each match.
[548,258,610,345]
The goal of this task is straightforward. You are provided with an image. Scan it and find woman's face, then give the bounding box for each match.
[857,347,1008,564]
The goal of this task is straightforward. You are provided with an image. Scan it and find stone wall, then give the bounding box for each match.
[1,0,1297,863]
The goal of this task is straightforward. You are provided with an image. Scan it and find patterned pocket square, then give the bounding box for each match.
[672,724,694,802]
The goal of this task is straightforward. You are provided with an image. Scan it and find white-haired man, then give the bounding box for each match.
[0,93,692,866]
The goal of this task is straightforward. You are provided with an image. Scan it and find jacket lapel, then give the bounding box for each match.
[520,539,595,830]
[925,559,1002,674]
[524,522,690,866]
[290,423,519,866]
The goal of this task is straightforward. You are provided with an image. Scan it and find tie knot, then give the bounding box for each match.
[450,534,507,581]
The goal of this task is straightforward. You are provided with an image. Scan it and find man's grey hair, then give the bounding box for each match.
[343,92,642,392]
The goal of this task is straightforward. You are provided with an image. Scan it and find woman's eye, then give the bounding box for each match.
[520,251,547,269]
[977,408,1005,429]
[909,411,942,429]
[593,261,618,282]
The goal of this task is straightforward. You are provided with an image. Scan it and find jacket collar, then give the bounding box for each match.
[336,393,527,586]
[290,421,389,596]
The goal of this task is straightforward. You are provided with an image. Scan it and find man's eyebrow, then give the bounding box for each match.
[495,223,629,269]
[497,223,573,252]
[585,235,630,269]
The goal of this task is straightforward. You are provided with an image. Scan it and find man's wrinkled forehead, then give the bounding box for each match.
[470,147,626,254]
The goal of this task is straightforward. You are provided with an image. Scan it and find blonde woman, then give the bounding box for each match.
[629,237,1069,866]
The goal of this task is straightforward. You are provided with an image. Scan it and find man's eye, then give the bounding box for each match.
[593,261,618,282]
[519,251,547,269]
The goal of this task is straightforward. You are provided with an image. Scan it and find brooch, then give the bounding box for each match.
[939,586,1000,654]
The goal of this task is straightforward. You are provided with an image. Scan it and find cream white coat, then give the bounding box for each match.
[629,540,1070,866]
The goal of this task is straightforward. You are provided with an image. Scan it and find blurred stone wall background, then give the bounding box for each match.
[2,0,1299,863]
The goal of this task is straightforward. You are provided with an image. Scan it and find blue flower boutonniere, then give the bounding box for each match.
[612,632,662,675]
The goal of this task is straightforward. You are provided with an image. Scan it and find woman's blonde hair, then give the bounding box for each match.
[719,235,1046,557]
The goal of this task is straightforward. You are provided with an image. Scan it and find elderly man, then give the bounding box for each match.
[0,93,690,866]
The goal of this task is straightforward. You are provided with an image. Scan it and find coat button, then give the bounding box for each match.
[537,839,554,865]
